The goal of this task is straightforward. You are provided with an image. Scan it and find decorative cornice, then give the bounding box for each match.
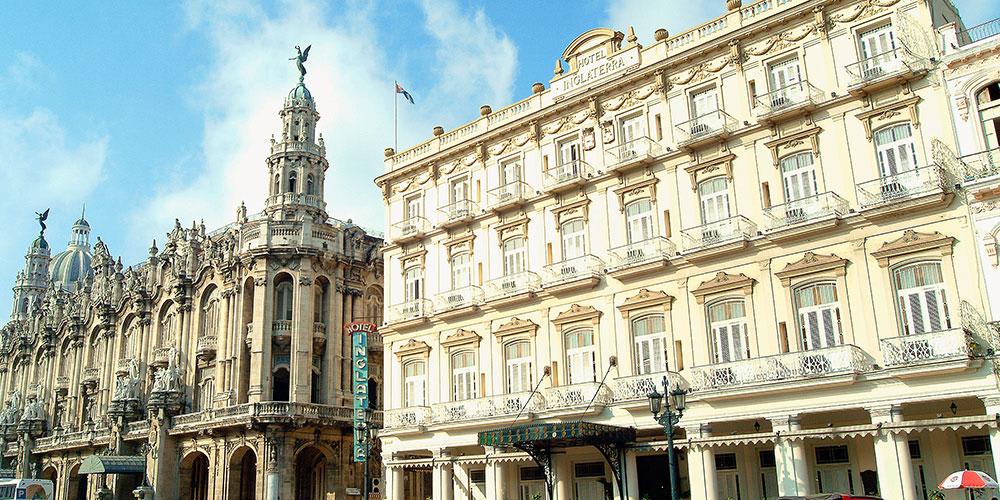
[493,317,539,339]
[856,96,921,141]
[871,230,955,267]
[612,177,659,211]
[763,126,821,166]
[692,272,755,304]
[441,329,481,349]
[552,304,602,327]
[551,197,592,225]
[683,154,736,191]
[618,288,673,318]
[394,339,431,359]
[775,252,849,286]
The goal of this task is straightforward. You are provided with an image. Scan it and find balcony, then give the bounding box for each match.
[313,322,327,350]
[387,299,432,329]
[432,392,544,428]
[542,255,605,293]
[55,376,70,393]
[753,81,824,122]
[437,199,480,228]
[675,110,738,150]
[484,271,541,307]
[610,371,686,407]
[855,164,949,217]
[762,192,849,240]
[487,181,531,212]
[607,237,676,280]
[196,336,218,360]
[434,286,485,319]
[960,148,1000,182]
[151,347,172,368]
[271,320,292,346]
[881,328,977,376]
[390,216,430,244]
[384,406,432,432]
[689,345,874,399]
[83,367,101,385]
[845,46,930,95]
[543,160,595,193]
[680,216,756,258]
[957,18,1000,47]
[543,382,613,414]
[115,358,134,375]
[604,137,663,172]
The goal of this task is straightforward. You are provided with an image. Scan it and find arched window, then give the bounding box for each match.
[403,267,423,302]
[698,177,730,224]
[502,237,526,275]
[450,253,471,290]
[560,219,587,260]
[794,282,843,350]
[504,341,532,393]
[287,171,298,193]
[402,360,426,407]
[977,82,1000,149]
[565,328,596,384]
[159,303,176,347]
[451,351,477,401]
[707,300,749,363]
[632,314,668,374]
[874,123,918,177]
[274,279,294,322]
[200,288,219,339]
[780,152,818,202]
[274,174,280,195]
[625,199,655,244]
[306,174,315,195]
[893,261,951,335]
[313,281,329,325]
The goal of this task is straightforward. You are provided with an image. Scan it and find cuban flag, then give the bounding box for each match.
[395,81,415,104]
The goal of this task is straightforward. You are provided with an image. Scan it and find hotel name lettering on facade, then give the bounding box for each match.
[553,45,640,101]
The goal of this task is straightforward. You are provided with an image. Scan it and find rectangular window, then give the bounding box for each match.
[500,158,522,186]
[450,176,469,203]
[691,87,719,118]
[565,329,597,384]
[503,237,527,275]
[962,435,991,456]
[404,195,422,220]
[403,362,427,407]
[557,138,581,167]
[715,453,738,471]
[795,283,844,350]
[451,352,477,401]
[768,57,803,104]
[815,445,850,465]
[894,263,951,335]
[619,113,646,144]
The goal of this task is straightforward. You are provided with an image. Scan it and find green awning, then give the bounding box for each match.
[79,455,145,475]
[478,421,636,448]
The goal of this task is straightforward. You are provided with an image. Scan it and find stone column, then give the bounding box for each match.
[771,416,810,496]
[264,434,282,500]
[329,271,344,403]
[869,405,916,500]
[554,451,573,499]
[624,451,639,500]
[388,465,404,500]
[148,417,179,500]
[250,273,269,402]
[685,425,718,500]
[485,454,507,500]
[292,273,315,403]
[984,397,1000,477]
[432,451,454,499]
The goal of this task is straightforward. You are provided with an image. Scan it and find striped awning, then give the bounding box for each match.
[79,455,145,475]
[478,421,635,447]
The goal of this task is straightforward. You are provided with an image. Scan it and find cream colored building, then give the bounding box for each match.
[0,74,384,499]
[375,0,1000,499]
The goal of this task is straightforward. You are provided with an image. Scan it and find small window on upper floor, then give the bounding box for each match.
[690,86,719,119]
[556,137,581,169]
[306,174,315,195]
[560,219,587,261]
[500,158,522,186]
[619,113,646,144]
[502,237,527,276]
[403,267,423,302]
[698,177,731,225]
[450,176,469,204]
[625,199,656,244]
[779,152,818,203]
[404,195,422,220]
[977,82,1000,149]
[287,171,298,193]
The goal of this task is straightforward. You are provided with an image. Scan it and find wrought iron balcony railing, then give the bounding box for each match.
[607,237,676,272]
[487,181,531,210]
[604,137,663,169]
[845,46,929,87]
[390,216,430,243]
[543,382,613,410]
[680,215,756,252]
[434,286,485,312]
[960,148,1000,182]
[384,406,432,430]
[610,371,687,403]
[856,164,945,209]
[753,81,824,117]
[880,328,974,367]
[485,271,541,300]
[689,344,873,392]
[387,299,432,324]
[542,255,605,287]
[432,392,544,424]
[437,199,480,226]
[762,192,849,231]
[675,110,738,145]
[543,160,595,191]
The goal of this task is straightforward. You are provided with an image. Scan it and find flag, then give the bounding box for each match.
[395,82,415,104]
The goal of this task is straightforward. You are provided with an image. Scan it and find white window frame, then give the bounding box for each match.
[560,219,587,260]
[874,123,919,177]
[893,261,951,335]
[780,152,819,202]
[403,266,423,302]
[404,195,422,220]
[505,341,533,393]
[708,300,751,363]
[565,328,597,385]
[699,177,731,224]
[451,350,478,401]
[619,112,646,145]
[503,237,527,276]
[632,314,669,374]
[450,252,471,290]
[450,175,469,204]
[691,86,719,119]
[625,199,656,244]
[794,282,844,350]
[500,157,522,186]
[557,137,581,168]
[403,360,427,407]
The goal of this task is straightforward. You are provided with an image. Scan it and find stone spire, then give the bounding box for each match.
[11,215,52,320]
[264,49,329,221]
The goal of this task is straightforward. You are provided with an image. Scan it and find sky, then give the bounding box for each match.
[0,0,997,312]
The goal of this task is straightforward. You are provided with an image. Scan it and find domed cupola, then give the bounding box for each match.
[286,82,315,111]
[49,209,93,290]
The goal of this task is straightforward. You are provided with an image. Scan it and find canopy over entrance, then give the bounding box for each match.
[478,422,636,498]
[79,455,145,475]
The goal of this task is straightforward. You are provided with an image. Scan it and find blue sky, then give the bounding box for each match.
[0,0,997,312]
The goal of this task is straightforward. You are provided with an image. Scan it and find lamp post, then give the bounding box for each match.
[647,375,687,500]
[361,407,381,498]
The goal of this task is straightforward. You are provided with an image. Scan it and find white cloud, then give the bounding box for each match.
[605,0,722,46]
[132,0,519,239]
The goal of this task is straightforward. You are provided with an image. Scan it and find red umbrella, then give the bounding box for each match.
[939,470,999,491]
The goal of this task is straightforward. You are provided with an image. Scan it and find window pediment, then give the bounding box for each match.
[394,338,431,359]
[441,329,481,349]
[775,252,849,286]
[872,230,955,267]
[552,304,602,328]
[399,245,427,272]
[444,231,475,259]
[494,317,538,338]
[857,96,921,141]
[495,213,530,244]
[684,154,735,191]
[692,272,755,304]
[763,126,821,166]
[618,288,673,318]
[552,197,591,228]
[613,176,659,212]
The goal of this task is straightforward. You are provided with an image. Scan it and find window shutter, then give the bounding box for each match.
[822,308,837,347]
[925,289,941,332]
[808,311,821,350]
[908,293,925,334]
[717,325,731,363]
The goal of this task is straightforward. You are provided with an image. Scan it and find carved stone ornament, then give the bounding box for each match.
[871,230,955,267]
[441,329,482,349]
[552,304,602,327]
[495,213,530,244]
[618,289,673,318]
[493,317,539,339]
[582,127,596,151]
[856,96,921,141]
[764,126,821,166]
[394,339,431,359]
[684,154,735,190]
[775,252,849,286]
[691,272,755,304]
[613,177,658,211]
[552,198,591,228]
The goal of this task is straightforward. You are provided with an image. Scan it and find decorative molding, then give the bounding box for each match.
[683,154,736,191]
[618,289,673,318]
[493,317,539,339]
[551,197,592,227]
[495,213,530,244]
[399,247,428,272]
[552,304,602,327]
[871,230,955,267]
[775,252,849,286]
[612,177,658,211]
[692,272,755,304]
[443,232,475,259]
[441,329,482,349]
[394,339,431,359]
[856,96,921,141]
[763,126,821,167]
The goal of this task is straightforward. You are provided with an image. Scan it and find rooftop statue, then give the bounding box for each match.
[35,209,49,235]
[290,45,311,80]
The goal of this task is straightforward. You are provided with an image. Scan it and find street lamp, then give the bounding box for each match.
[362,407,381,498]
[648,375,687,500]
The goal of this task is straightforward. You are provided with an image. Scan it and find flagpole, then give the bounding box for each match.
[394,81,398,152]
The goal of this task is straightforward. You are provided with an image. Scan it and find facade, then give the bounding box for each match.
[0,73,384,499]
[375,1,1000,500]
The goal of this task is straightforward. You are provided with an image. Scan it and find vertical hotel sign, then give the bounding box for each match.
[347,321,376,462]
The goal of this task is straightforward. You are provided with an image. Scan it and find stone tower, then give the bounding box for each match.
[265,76,330,221]
[11,224,51,320]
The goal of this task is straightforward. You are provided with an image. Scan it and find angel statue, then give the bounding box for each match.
[35,209,49,235]
[290,45,311,80]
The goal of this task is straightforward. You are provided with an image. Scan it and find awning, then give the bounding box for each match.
[79,455,145,475]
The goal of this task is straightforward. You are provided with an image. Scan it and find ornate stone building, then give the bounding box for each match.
[0,71,383,499]
[376,1,1000,499]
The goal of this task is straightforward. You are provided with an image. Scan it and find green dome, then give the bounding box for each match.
[31,235,48,251]
[285,82,316,110]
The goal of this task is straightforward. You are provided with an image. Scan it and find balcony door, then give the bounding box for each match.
[633,315,669,375]
[699,177,731,225]
[560,219,587,260]
[795,283,844,350]
[450,253,471,290]
[859,24,897,62]
[451,351,477,401]
[620,113,646,145]
[502,237,527,276]
[558,138,580,169]
[501,159,522,186]
[404,195,422,220]
[505,341,533,393]
[893,262,951,335]
[403,267,423,302]
[403,361,426,407]
[450,176,469,204]
[626,199,656,244]
[769,58,802,104]
[709,300,750,364]
[874,123,918,177]
[565,329,597,385]
[780,153,818,203]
